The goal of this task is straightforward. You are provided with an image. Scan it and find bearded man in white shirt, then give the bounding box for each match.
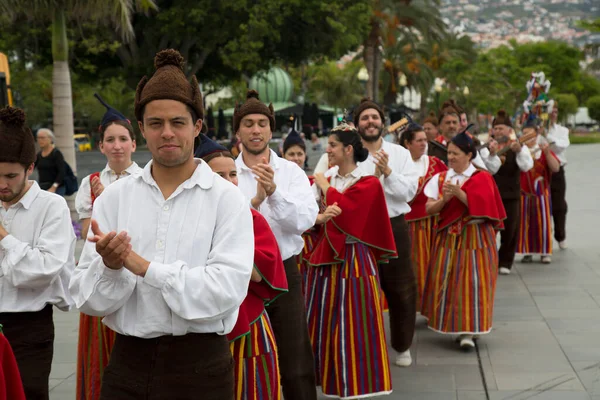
[69,49,254,400]
[233,90,319,400]
[0,106,76,399]
[353,98,420,367]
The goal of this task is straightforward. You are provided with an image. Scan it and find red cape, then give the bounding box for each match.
[307,176,397,266]
[227,209,288,341]
[406,156,448,221]
[0,334,26,400]
[436,170,507,232]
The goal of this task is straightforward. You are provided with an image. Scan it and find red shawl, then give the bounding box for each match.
[436,170,506,233]
[434,135,448,147]
[0,334,26,400]
[227,209,288,341]
[520,151,557,195]
[307,176,397,266]
[406,156,448,221]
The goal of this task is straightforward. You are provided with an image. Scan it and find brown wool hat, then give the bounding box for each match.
[492,109,513,128]
[353,97,384,126]
[438,99,461,123]
[134,49,204,122]
[0,106,36,165]
[232,90,275,134]
[423,111,438,126]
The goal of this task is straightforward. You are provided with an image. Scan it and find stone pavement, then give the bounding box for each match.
[50,144,600,399]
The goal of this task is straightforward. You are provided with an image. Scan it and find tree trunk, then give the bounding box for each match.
[363,20,379,100]
[372,45,382,103]
[51,8,76,174]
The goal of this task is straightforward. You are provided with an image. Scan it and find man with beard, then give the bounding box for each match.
[234,90,319,400]
[70,49,254,399]
[353,98,420,367]
[429,100,491,170]
[0,106,76,399]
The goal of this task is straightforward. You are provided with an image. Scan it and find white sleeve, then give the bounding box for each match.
[516,148,534,172]
[313,153,330,175]
[266,165,319,235]
[75,175,93,220]
[479,148,501,175]
[382,150,419,203]
[141,189,254,322]
[424,173,441,200]
[471,152,488,171]
[1,197,76,289]
[546,126,570,153]
[69,190,137,316]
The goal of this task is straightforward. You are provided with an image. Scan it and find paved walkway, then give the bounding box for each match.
[50,144,600,399]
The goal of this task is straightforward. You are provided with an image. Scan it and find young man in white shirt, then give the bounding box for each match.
[69,49,254,399]
[233,90,319,400]
[540,104,569,249]
[0,106,76,399]
[353,98,420,367]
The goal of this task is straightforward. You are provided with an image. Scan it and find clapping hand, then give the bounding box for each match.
[88,219,131,270]
[91,176,105,197]
[313,173,330,192]
[251,158,277,196]
[317,202,342,224]
[373,149,391,178]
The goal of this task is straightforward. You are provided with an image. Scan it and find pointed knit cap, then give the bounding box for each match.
[0,106,36,165]
[451,123,477,159]
[134,49,204,122]
[353,97,384,126]
[283,129,305,154]
[194,134,228,159]
[492,109,513,128]
[232,90,275,134]
[95,93,129,129]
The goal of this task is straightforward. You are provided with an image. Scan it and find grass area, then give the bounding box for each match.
[570,132,600,145]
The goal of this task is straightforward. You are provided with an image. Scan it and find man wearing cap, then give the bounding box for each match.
[234,90,319,400]
[0,106,76,399]
[485,110,533,275]
[69,49,254,399]
[352,98,420,367]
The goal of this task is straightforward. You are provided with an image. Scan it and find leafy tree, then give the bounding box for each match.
[554,94,579,124]
[307,61,364,114]
[587,95,600,123]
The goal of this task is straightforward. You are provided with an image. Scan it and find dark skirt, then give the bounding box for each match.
[100,332,234,400]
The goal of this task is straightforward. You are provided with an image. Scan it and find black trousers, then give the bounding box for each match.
[0,304,54,400]
[551,166,568,242]
[499,198,521,269]
[100,332,233,400]
[266,257,317,400]
[379,215,417,353]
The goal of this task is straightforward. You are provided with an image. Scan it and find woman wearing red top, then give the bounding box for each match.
[399,123,447,311]
[195,135,288,400]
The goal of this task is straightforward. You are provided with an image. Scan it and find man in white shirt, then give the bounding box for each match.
[234,90,319,400]
[353,98,420,367]
[539,104,569,249]
[69,49,254,399]
[0,106,75,399]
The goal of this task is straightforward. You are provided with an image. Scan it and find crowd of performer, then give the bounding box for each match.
[0,49,570,400]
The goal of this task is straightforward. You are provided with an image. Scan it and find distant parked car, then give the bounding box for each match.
[74,133,92,152]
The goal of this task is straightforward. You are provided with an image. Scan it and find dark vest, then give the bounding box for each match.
[493,150,521,200]
[428,141,448,164]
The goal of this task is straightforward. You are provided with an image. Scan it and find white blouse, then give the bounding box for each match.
[69,160,254,338]
[423,163,477,200]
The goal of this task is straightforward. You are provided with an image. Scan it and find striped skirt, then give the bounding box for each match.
[76,314,116,400]
[517,191,553,256]
[230,312,281,400]
[305,243,392,399]
[421,223,498,335]
[408,217,436,312]
[297,230,317,296]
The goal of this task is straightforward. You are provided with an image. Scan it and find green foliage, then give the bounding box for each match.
[587,96,600,123]
[570,133,600,145]
[554,93,578,123]
[307,61,364,111]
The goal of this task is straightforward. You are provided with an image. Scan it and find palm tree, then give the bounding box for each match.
[308,61,364,117]
[0,0,157,174]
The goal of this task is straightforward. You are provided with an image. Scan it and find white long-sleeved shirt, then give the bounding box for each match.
[481,145,534,174]
[539,124,569,166]
[357,140,419,218]
[235,150,319,260]
[75,162,142,220]
[69,160,254,338]
[423,163,477,199]
[0,181,75,313]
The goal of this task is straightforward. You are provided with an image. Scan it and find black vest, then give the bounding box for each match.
[493,150,521,200]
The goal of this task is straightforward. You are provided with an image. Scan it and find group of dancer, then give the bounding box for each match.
[0,48,570,400]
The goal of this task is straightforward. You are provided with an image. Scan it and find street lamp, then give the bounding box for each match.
[463,86,470,96]
[398,72,408,106]
[357,67,369,96]
[434,79,443,111]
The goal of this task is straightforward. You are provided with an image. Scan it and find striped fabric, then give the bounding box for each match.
[421,222,498,335]
[297,230,317,296]
[305,243,392,399]
[230,312,281,400]
[517,191,553,256]
[408,217,436,312]
[76,314,116,400]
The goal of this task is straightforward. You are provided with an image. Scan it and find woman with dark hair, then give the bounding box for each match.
[305,122,396,399]
[194,135,288,400]
[282,130,307,170]
[74,94,141,400]
[421,129,506,350]
[399,123,447,312]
